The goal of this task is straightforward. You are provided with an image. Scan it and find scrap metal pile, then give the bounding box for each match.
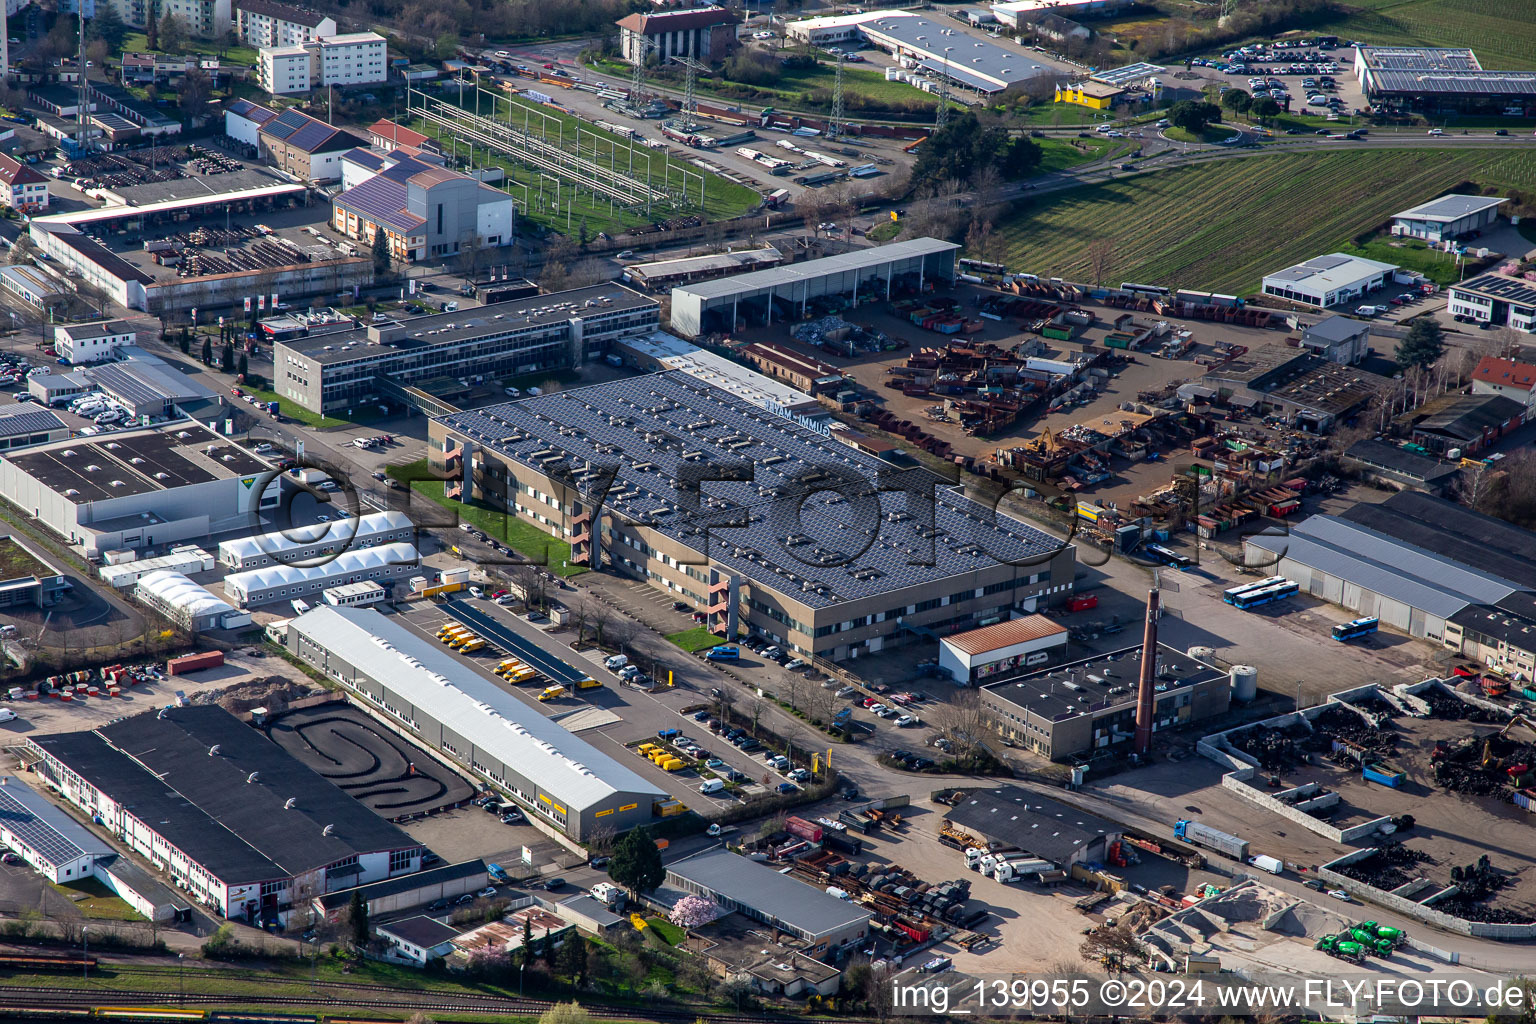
[1430,724,1536,798]
[1333,842,1434,891]
[1421,685,1507,723]
[791,316,893,357]
[1436,855,1532,924]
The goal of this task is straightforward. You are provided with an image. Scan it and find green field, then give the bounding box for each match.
[1019,103,1112,127]
[50,879,143,921]
[992,148,1536,294]
[1341,235,1471,285]
[1307,0,1536,72]
[589,57,934,116]
[1036,136,1120,172]
[117,31,261,67]
[665,627,726,653]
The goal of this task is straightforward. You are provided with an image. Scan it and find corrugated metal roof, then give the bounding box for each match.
[1246,515,1517,618]
[674,238,959,302]
[287,606,669,814]
[943,614,1067,656]
[666,847,870,939]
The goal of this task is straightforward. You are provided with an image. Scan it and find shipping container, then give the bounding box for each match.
[1362,762,1406,788]
[1174,819,1249,860]
[785,816,824,843]
[1066,594,1098,612]
[167,651,225,675]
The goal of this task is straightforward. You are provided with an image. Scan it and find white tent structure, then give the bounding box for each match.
[135,570,253,630]
[223,542,420,607]
[218,511,416,569]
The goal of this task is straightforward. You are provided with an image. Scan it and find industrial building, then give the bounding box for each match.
[1443,593,1536,681]
[0,422,279,557]
[979,643,1229,759]
[285,606,669,840]
[28,706,424,924]
[669,238,959,339]
[1404,392,1526,455]
[1447,273,1536,333]
[1391,194,1507,242]
[0,406,70,452]
[1342,439,1459,494]
[783,13,1048,95]
[1298,315,1369,365]
[273,285,659,415]
[665,847,871,954]
[1355,46,1536,114]
[1201,349,1384,432]
[938,614,1068,685]
[431,371,1076,661]
[313,859,488,922]
[100,545,216,589]
[0,774,113,884]
[611,331,831,430]
[1244,492,1536,640]
[0,535,69,610]
[623,247,783,292]
[738,341,844,395]
[332,148,514,262]
[945,787,1121,869]
[1260,253,1398,308]
[1472,356,1536,406]
[616,6,739,64]
[218,510,416,569]
[223,541,420,607]
[28,348,218,421]
[53,320,138,366]
[0,263,72,313]
[135,569,253,631]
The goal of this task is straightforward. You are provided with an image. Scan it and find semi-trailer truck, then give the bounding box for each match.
[1174,819,1250,860]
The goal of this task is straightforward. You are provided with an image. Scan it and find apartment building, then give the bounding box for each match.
[258,31,386,96]
[0,153,49,212]
[235,0,336,48]
[430,372,1078,661]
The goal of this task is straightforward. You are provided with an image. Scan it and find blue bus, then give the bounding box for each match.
[1223,576,1288,605]
[1145,544,1193,570]
[1232,580,1299,610]
[1332,617,1380,642]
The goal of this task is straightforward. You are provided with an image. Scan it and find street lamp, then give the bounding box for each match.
[178,953,185,1005]
[81,926,88,981]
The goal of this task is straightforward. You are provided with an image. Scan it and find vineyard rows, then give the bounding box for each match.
[993,149,1536,295]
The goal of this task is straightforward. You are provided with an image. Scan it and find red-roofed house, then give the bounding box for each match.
[368,120,436,154]
[0,154,49,212]
[617,6,739,64]
[1471,356,1536,407]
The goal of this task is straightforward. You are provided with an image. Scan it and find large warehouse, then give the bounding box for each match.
[1355,46,1536,114]
[285,606,669,839]
[223,541,419,607]
[1243,492,1536,641]
[945,787,1120,870]
[274,284,660,415]
[1260,253,1398,308]
[218,510,417,569]
[431,372,1077,661]
[0,422,279,557]
[29,706,424,924]
[1392,194,1507,243]
[669,238,959,339]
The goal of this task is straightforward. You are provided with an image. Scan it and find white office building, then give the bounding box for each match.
[53,320,138,365]
[1261,253,1398,309]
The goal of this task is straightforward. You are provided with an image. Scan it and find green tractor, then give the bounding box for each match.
[1315,934,1366,962]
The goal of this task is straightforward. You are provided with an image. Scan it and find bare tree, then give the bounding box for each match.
[746,695,766,737]
[1087,237,1115,288]
[805,682,837,726]
[1079,925,1146,972]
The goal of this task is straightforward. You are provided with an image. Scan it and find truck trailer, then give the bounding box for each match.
[1174,819,1250,860]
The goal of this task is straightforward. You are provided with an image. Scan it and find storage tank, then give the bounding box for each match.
[1229,664,1258,702]
[1187,645,1215,661]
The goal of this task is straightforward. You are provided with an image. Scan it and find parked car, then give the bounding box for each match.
[1328,889,1352,902]
[545,878,567,890]
[836,686,857,698]
[478,886,498,897]
[776,782,799,794]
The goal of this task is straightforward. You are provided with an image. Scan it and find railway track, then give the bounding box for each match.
[0,984,843,1024]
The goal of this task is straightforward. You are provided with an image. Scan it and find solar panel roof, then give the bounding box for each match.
[437,371,1065,609]
[334,175,425,233]
[1453,272,1536,307]
[0,775,112,868]
[0,407,66,438]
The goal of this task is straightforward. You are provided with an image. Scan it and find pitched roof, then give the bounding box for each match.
[1340,490,1536,591]
[942,615,1067,656]
[260,108,365,154]
[0,152,48,187]
[1471,356,1536,393]
[368,119,428,148]
[1303,314,1368,344]
[617,6,738,34]
[227,97,279,124]
[378,915,460,949]
[1412,392,1527,441]
[236,0,330,26]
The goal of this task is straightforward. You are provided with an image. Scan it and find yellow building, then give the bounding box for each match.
[1055,80,1126,109]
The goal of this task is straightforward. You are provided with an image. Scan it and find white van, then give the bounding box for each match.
[699,779,726,795]
[605,654,629,671]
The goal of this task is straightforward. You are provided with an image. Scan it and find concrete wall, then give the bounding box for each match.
[1317,848,1536,940]
[144,257,374,315]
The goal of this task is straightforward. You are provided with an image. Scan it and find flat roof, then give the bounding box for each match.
[946,787,1119,864]
[1452,272,1536,308]
[1394,194,1508,223]
[667,847,871,938]
[1262,252,1397,292]
[1340,490,1536,590]
[282,285,658,365]
[5,422,270,503]
[982,643,1223,722]
[436,371,1065,610]
[1447,601,1536,650]
[943,614,1066,656]
[1343,439,1458,483]
[1369,70,1536,96]
[1358,45,1482,71]
[1092,61,1166,86]
[0,774,113,866]
[1247,515,1518,618]
[288,607,668,813]
[618,331,822,414]
[32,706,417,885]
[316,858,488,910]
[627,247,782,282]
[855,14,1048,90]
[674,237,959,303]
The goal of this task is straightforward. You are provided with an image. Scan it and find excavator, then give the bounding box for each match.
[1481,716,1536,779]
